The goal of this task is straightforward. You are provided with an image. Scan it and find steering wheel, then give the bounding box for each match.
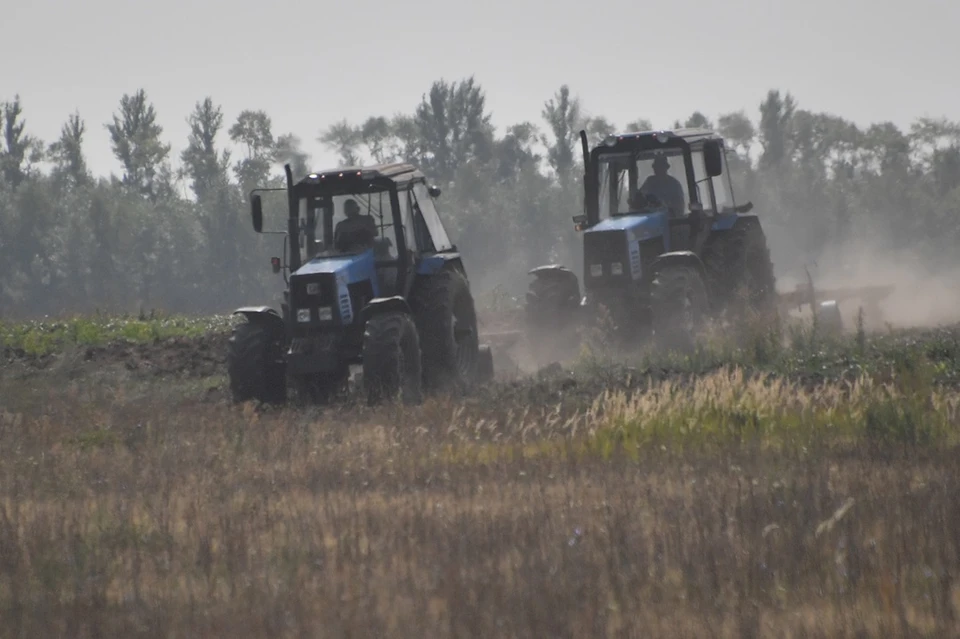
[628,191,664,211]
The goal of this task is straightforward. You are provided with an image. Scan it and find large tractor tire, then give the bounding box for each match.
[524,267,582,366]
[227,319,286,404]
[650,264,709,353]
[409,268,480,393]
[703,218,778,320]
[362,311,423,406]
[816,300,844,336]
[477,344,495,384]
[525,267,581,326]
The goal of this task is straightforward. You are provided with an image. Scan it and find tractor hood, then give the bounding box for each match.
[293,249,378,291]
[289,249,379,327]
[585,211,668,241]
[582,212,669,286]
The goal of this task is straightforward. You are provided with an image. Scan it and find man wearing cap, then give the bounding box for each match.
[638,154,686,216]
[334,198,378,252]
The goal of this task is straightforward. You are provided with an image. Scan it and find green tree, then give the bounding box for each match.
[758,89,796,170]
[229,109,275,192]
[495,122,542,182]
[180,98,231,201]
[318,119,361,167]
[106,89,172,201]
[717,110,756,157]
[624,118,653,133]
[48,112,89,186]
[583,115,616,145]
[414,76,495,184]
[685,111,713,129]
[1,96,43,189]
[541,85,582,187]
[359,116,394,164]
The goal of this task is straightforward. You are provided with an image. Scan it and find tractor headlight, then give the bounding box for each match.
[590,263,602,277]
[297,308,311,323]
[306,282,321,296]
[610,262,623,275]
[317,306,333,321]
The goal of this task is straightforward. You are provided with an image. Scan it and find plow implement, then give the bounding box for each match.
[776,267,896,333]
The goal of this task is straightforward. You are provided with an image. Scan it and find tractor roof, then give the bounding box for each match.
[592,127,724,158]
[609,127,721,145]
[297,162,426,187]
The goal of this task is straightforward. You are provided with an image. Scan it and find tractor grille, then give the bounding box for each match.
[290,273,338,327]
[347,281,374,325]
[638,238,664,278]
[583,230,629,286]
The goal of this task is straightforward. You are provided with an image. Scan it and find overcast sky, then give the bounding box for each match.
[4,0,958,180]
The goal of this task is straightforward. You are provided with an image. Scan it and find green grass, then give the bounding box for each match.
[0,312,234,356]
[572,314,960,389]
[2,311,960,636]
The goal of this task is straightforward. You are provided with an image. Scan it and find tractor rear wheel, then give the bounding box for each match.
[227,319,286,404]
[410,269,479,393]
[703,218,778,320]
[650,264,709,352]
[362,311,422,406]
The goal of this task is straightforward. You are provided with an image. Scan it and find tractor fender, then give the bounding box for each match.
[528,264,581,295]
[528,263,577,280]
[360,296,413,324]
[232,306,285,335]
[650,251,707,280]
[417,252,465,277]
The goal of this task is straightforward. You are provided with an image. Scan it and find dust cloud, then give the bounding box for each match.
[770,233,960,332]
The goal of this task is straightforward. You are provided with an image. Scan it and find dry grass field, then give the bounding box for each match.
[2,313,960,637]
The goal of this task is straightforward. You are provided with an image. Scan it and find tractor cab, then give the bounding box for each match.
[252,164,450,301]
[295,179,406,300]
[579,128,741,253]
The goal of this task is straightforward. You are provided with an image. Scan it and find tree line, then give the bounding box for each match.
[1,79,959,318]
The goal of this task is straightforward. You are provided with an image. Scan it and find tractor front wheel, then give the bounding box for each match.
[362,311,423,406]
[524,272,582,367]
[227,319,286,404]
[650,264,709,353]
[816,300,844,336]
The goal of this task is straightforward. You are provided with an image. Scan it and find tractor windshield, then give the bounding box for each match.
[298,187,409,263]
[596,147,733,219]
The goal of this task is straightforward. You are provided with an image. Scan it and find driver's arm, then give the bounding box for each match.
[670,177,686,211]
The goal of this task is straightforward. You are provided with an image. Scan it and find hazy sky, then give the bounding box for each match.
[4,0,959,180]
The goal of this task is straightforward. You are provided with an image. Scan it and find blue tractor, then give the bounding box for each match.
[525,127,778,354]
[228,162,494,405]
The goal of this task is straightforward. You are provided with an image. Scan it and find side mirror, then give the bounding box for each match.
[270,257,281,274]
[428,185,442,198]
[704,140,723,178]
[251,194,264,233]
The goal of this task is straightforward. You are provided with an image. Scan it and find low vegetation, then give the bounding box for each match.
[1,314,959,637]
[0,312,232,357]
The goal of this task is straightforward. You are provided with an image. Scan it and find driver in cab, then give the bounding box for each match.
[334,198,378,252]
[635,154,686,216]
